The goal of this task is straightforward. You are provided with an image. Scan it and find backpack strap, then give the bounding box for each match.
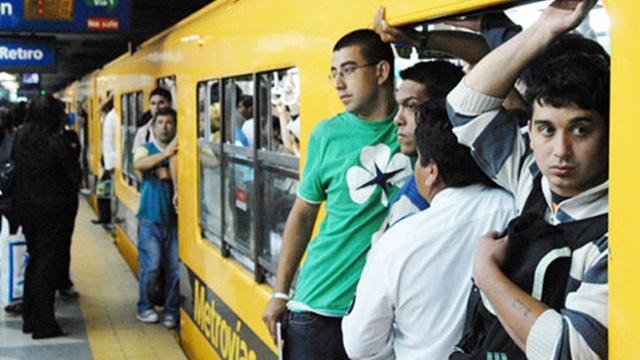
[558,213,607,250]
[521,174,608,250]
[521,174,547,217]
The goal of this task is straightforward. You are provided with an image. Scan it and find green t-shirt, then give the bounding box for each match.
[292,110,413,316]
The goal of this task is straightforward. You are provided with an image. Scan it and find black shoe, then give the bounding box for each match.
[4,302,23,315]
[32,328,67,339]
[58,286,80,298]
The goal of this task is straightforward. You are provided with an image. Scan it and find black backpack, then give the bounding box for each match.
[450,175,607,359]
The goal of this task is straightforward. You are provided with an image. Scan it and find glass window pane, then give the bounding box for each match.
[197,80,223,246]
[259,68,300,156]
[261,171,297,265]
[223,158,255,255]
[223,76,253,147]
[255,66,300,282]
[121,91,142,188]
[199,140,222,241]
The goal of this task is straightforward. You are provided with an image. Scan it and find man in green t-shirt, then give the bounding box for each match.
[262,29,413,359]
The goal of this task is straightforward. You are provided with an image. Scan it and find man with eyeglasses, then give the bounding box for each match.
[262,29,412,359]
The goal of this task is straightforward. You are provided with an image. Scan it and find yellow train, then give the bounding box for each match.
[60,0,638,358]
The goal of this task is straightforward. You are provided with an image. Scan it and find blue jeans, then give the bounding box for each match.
[137,219,179,316]
[284,312,349,360]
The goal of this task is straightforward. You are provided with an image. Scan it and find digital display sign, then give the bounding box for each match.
[21,72,40,84]
[0,0,129,32]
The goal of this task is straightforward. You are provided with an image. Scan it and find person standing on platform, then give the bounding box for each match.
[262,29,413,359]
[133,107,179,329]
[91,95,116,225]
[57,123,82,298]
[13,95,82,339]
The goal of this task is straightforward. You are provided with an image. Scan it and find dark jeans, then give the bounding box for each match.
[284,312,349,360]
[136,219,179,316]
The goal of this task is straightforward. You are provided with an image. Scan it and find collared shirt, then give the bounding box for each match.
[342,185,516,359]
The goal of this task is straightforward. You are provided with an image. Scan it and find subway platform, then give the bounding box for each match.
[0,197,187,360]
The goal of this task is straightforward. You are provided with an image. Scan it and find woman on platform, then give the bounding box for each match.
[13,95,81,339]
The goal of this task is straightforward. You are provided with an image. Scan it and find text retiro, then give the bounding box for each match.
[0,47,44,61]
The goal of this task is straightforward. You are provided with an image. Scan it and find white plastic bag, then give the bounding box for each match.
[0,215,27,307]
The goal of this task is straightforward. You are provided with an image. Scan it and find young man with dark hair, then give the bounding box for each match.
[446,0,608,358]
[342,101,515,359]
[132,87,173,154]
[262,29,412,359]
[384,61,464,229]
[133,107,180,329]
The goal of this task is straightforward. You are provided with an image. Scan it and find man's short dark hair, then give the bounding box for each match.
[238,95,253,108]
[415,100,494,188]
[333,29,394,71]
[153,107,177,124]
[150,87,172,103]
[400,61,464,99]
[526,51,610,130]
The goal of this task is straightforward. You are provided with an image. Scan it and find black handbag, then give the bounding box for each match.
[0,161,15,214]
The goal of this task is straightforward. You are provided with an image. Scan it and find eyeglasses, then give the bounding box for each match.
[328,62,378,82]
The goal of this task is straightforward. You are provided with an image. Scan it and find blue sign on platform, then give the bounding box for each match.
[0,0,130,33]
[0,38,55,71]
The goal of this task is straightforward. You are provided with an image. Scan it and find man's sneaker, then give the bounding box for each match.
[136,310,159,323]
[163,314,178,329]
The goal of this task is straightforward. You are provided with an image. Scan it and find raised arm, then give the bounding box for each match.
[373,6,490,64]
[464,0,595,98]
[134,137,177,172]
[169,154,178,211]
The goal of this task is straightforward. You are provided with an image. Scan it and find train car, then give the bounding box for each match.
[59,0,639,358]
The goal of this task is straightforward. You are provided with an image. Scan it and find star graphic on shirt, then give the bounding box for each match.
[346,143,412,206]
[356,164,404,199]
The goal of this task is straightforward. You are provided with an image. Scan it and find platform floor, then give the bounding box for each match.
[0,197,187,360]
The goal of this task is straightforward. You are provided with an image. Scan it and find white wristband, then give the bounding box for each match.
[270,292,290,301]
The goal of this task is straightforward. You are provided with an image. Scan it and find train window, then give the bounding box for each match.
[121,91,144,188]
[391,1,609,77]
[197,79,223,247]
[195,69,300,282]
[221,75,256,267]
[258,68,300,156]
[255,67,300,283]
[157,75,177,110]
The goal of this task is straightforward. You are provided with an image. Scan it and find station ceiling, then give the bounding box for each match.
[2,0,213,95]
